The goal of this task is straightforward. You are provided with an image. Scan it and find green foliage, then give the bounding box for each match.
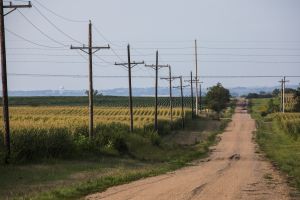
[149,132,161,146]
[294,84,300,112]
[9,128,74,162]
[3,96,201,108]
[267,98,280,114]
[250,98,300,191]
[269,113,300,139]
[205,83,230,114]
[272,88,280,96]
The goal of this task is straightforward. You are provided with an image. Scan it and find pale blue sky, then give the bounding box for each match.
[4,0,300,91]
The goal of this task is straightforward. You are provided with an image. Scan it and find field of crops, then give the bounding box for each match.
[1,106,187,129]
[269,113,300,138]
[3,96,199,107]
[0,105,191,162]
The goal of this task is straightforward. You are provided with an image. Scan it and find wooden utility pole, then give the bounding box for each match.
[160,65,174,128]
[184,71,195,118]
[190,71,194,118]
[1,0,32,163]
[145,51,169,132]
[187,78,203,115]
[279,77,289,113]
[71,20,110,139]
[168,66,173,128]
[115,45,144,132]
[180,76,185,129]
[173,76,189,129]
[283,76,289,113]
[194,40,199,116]
[199,83,202,111]
[279,79,284,112]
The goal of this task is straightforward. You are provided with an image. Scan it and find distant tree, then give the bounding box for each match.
[246,92,272,99]
[206,83,230,117]
[272,89,280,97]
[246,93,259,99]
[259,91,266,95]
[85,90,103,97]
[267,99,279,113]
[285,88,296,94]
[294,84,300,112]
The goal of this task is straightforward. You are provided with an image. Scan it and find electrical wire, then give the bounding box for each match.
[5,28,65,49]
[17,9,68,47]
[32,0,88,23]
[5,73,300,78]
[33,5,83,45]
[93,25,125,63]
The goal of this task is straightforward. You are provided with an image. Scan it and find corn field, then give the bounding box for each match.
[0,106,188,129]
[270,113,300,137]
[0,106,191,162]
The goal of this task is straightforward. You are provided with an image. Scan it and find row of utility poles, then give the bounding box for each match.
[0,1,203,162]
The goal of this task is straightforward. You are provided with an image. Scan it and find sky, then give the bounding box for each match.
[4,0,300,91]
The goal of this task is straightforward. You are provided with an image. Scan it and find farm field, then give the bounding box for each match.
[2,96,199,107]
[1,106,188,129]
[0,104,193,163]
[250,98,300,193]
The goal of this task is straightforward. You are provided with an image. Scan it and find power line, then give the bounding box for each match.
[33,5,82,45]
[112,46,300,51]
[17,9,67,47]
[6,59,300,64]
[5,73,300,78]
[32,0,88,23]
[6,47,69,50]
[6,51,300,58]
[93,25,125,62]
[5,28,64,48]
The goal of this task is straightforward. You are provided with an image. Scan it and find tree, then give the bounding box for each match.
[85,90,103,97]
[272,89,280,97]
[206,83,230,116]
[267,98,279,113]
[294,84,300,112]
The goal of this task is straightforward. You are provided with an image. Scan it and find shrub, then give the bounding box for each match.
[149,132,161,146]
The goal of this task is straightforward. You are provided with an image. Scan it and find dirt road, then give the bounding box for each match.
[86,107,291,200]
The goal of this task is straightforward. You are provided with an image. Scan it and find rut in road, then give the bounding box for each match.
[86,107,291,200]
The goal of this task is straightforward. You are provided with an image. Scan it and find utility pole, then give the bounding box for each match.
[199,83,202,111]
[194,39,199,116]
[279,77,289,113]
[115,44,144,132]
[160,65,174,129]
[190,71,194,118]
[283,76,289,113]
[145,51,169,132]
[174,76,189,129]
[1,0,32,163]
[187,78,203,114]
[184,71,194,118]
[279,79,284,112]
[71,20,110,139]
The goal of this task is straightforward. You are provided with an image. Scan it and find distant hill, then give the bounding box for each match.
[3,85,298,97]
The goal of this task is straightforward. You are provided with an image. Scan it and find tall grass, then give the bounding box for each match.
[250,98,300,192]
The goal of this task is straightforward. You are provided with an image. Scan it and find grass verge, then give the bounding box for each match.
[250,98,300,192]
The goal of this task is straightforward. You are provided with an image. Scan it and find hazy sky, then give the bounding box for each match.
[4,0,300,91]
